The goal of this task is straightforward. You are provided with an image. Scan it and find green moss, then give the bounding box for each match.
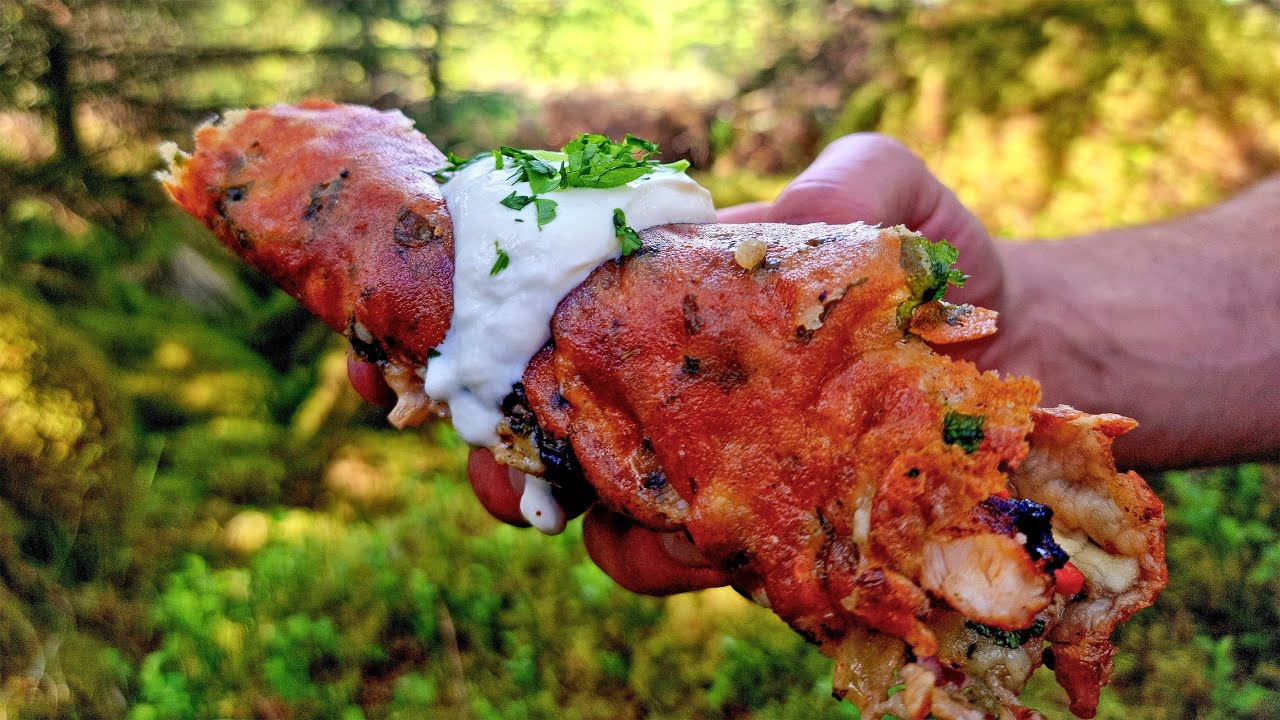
[0,288,140,718]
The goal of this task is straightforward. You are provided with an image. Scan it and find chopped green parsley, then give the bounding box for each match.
[966,619,1046,649]
[435,134,689,235]
[490,241,510,276]
[613,208,643,256]
[560,133,688,189]
[534,197,557,229]
[500,191,534,211]
[898,236,969,324]
[499,186,555,229]
[918,239,969,303]
[943,411,985,453]
[498,147,562,194]
[430,150,487,184]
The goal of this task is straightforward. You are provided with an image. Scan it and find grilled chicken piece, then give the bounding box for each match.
[162,102,1166,719]
[1012,407,1167,717]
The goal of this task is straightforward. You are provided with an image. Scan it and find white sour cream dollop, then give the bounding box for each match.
[426,153,715,531]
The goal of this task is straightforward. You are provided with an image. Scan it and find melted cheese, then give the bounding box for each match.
[1053,527,1140,594]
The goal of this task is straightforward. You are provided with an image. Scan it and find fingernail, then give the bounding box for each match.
[507,465,526,493]
[660,531,714,568]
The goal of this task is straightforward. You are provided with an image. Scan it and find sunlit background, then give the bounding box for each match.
[3,1,1280,718]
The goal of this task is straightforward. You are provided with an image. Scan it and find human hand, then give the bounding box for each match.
[725,137,1280,470]
[718,133,1003,318]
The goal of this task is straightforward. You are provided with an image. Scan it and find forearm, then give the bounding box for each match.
[985,175,1280,470]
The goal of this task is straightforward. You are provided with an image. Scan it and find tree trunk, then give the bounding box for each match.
[358,7,387,102]
[40,10,82,167]
[425,0,449,125]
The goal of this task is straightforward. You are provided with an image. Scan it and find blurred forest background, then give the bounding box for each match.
[3,0,1280,718]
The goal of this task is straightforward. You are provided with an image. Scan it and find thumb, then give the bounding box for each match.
[767,133,1001,312]
[582,506,730,595]
[716,201,771,223]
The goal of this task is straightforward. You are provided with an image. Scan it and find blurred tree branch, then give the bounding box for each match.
[76,44,432,63]
[31,1,82,167]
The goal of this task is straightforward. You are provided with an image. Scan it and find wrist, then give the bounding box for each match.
[981,237,1165,466]
[984,217,1280,470]
[972,239,1063,389]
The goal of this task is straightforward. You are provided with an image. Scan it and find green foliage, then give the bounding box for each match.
[1034,465,1280,720]
[836,0,1280,237]
[0,289,141,717]
[692,170,792,209]
[124,474,853,719]
[1139,466,1280,717]
[449,0,830,90]
[0,289,136,584]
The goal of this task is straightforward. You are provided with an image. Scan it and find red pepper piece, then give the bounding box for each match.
[1054,561,1085,596]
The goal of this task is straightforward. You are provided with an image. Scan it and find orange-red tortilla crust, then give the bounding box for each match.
[525,223,1046,647]
[164,99,454,367]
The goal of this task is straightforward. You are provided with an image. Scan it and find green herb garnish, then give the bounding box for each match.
[558,133,681,189]
[490,241,510,276]
[534,198,557,229]
[920,239,968,303]
[430,150,488,183]
[498,191,554,228]
[500,191,534,210]
[499,147,562,194]
[613,208,643,256]
[898,236,969,324]
[966,619,1046,649]
[481,134,690,228]
[943,411,985,453]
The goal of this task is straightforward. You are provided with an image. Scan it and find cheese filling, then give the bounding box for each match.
[427,151,716,532]
[1052,527,1140,594]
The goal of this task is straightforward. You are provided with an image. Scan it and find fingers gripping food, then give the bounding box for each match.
[162,101,1166,720]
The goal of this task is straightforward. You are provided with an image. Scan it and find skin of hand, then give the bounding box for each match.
[352,134,1280,595]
